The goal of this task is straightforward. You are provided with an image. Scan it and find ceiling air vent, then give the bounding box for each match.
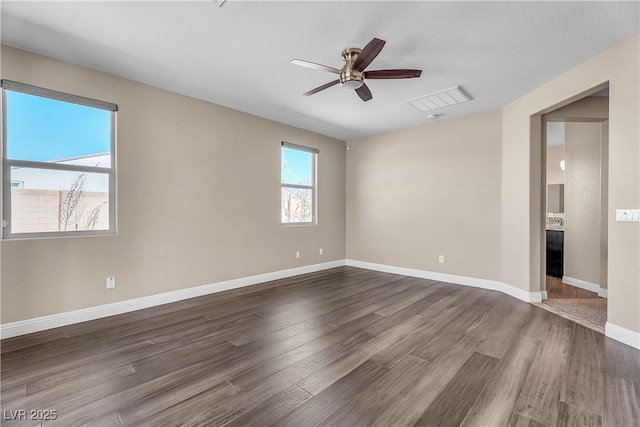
[406,86,472,113]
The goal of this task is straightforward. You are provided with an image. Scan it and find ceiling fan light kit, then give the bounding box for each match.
[341,80,364,89]
[291,37,422,102]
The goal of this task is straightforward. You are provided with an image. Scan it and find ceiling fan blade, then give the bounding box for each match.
[364,69,422,79]
[352,38,386,72]
[303,79,340,96]
[290,59,341,74]
[355,83,373,102]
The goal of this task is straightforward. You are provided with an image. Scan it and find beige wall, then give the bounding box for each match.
[346,109,502,281]
[0,46,346,323]
[0,44,3,327]
[546,184,563,214]
[501,34,639,334]
[564,122,603,287]
[600,121,609,290]
[546,146,565,186]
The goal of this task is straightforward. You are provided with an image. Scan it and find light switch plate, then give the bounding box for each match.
[616,209,640,222]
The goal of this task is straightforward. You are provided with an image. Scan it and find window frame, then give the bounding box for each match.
[1,80,117,239]
[280,141,318,226]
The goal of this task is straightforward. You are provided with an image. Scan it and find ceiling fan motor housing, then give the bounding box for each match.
[340,48,364,89]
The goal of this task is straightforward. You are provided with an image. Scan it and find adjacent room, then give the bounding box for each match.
[541,92,610,333]
[1,2,639,426]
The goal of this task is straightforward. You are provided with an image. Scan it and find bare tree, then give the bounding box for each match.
[281,150,312,222]
[85,201,107,230]
[283,190,293,222]
[294,189,311,222]
[59,173,88,231]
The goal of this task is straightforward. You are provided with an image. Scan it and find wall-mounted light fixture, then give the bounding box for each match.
[560,159,565,171]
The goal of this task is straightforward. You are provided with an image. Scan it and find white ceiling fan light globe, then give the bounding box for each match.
[341,79,364,90]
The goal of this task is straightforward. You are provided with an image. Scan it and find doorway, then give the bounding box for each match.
[540,89,609,333]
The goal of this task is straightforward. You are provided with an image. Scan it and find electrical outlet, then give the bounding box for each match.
[438,255,445,264]
[295,251,301,259]
[106,276,116,289]
[319,248,323,255]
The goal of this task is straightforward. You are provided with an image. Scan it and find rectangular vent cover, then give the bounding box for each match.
[406,86,472,113]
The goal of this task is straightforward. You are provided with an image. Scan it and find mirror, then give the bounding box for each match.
[547,184,564,213]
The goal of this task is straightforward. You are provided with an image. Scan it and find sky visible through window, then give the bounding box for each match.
[6,91,111,162]
[281,147,312,185]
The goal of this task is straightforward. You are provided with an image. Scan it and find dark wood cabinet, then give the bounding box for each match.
[546,230,564,278]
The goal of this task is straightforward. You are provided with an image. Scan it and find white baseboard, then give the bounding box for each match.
[541,291,548,301]
[345,259,544,303]
[563,276,607,298]
[605,322,640,350]
[0,260,347,339]
[5,259,632,350]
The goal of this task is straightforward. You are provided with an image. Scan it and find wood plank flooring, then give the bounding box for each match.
[546,276,599,299]
[1,266,638,426]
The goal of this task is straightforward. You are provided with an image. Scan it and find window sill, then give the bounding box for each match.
[2,231,117,241]
[280,222,317,227]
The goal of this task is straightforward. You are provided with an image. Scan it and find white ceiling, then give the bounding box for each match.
[1,1,638,141]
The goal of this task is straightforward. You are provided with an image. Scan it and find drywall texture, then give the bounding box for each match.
[563,122,603,287]
[346,109,502,281]
[0,46,346,323]
[501,34,639,334]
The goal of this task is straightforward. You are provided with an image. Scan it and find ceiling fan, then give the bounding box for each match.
[291,38,422,102]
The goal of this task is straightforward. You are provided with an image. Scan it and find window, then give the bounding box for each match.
[2,80,117,238]
[281,142,317,224]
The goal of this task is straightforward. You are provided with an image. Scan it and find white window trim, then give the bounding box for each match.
[1,80,117,239]
[281,141,318,226]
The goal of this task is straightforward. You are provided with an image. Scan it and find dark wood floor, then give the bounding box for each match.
[1,267,639,426]
[546,276,600,299]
